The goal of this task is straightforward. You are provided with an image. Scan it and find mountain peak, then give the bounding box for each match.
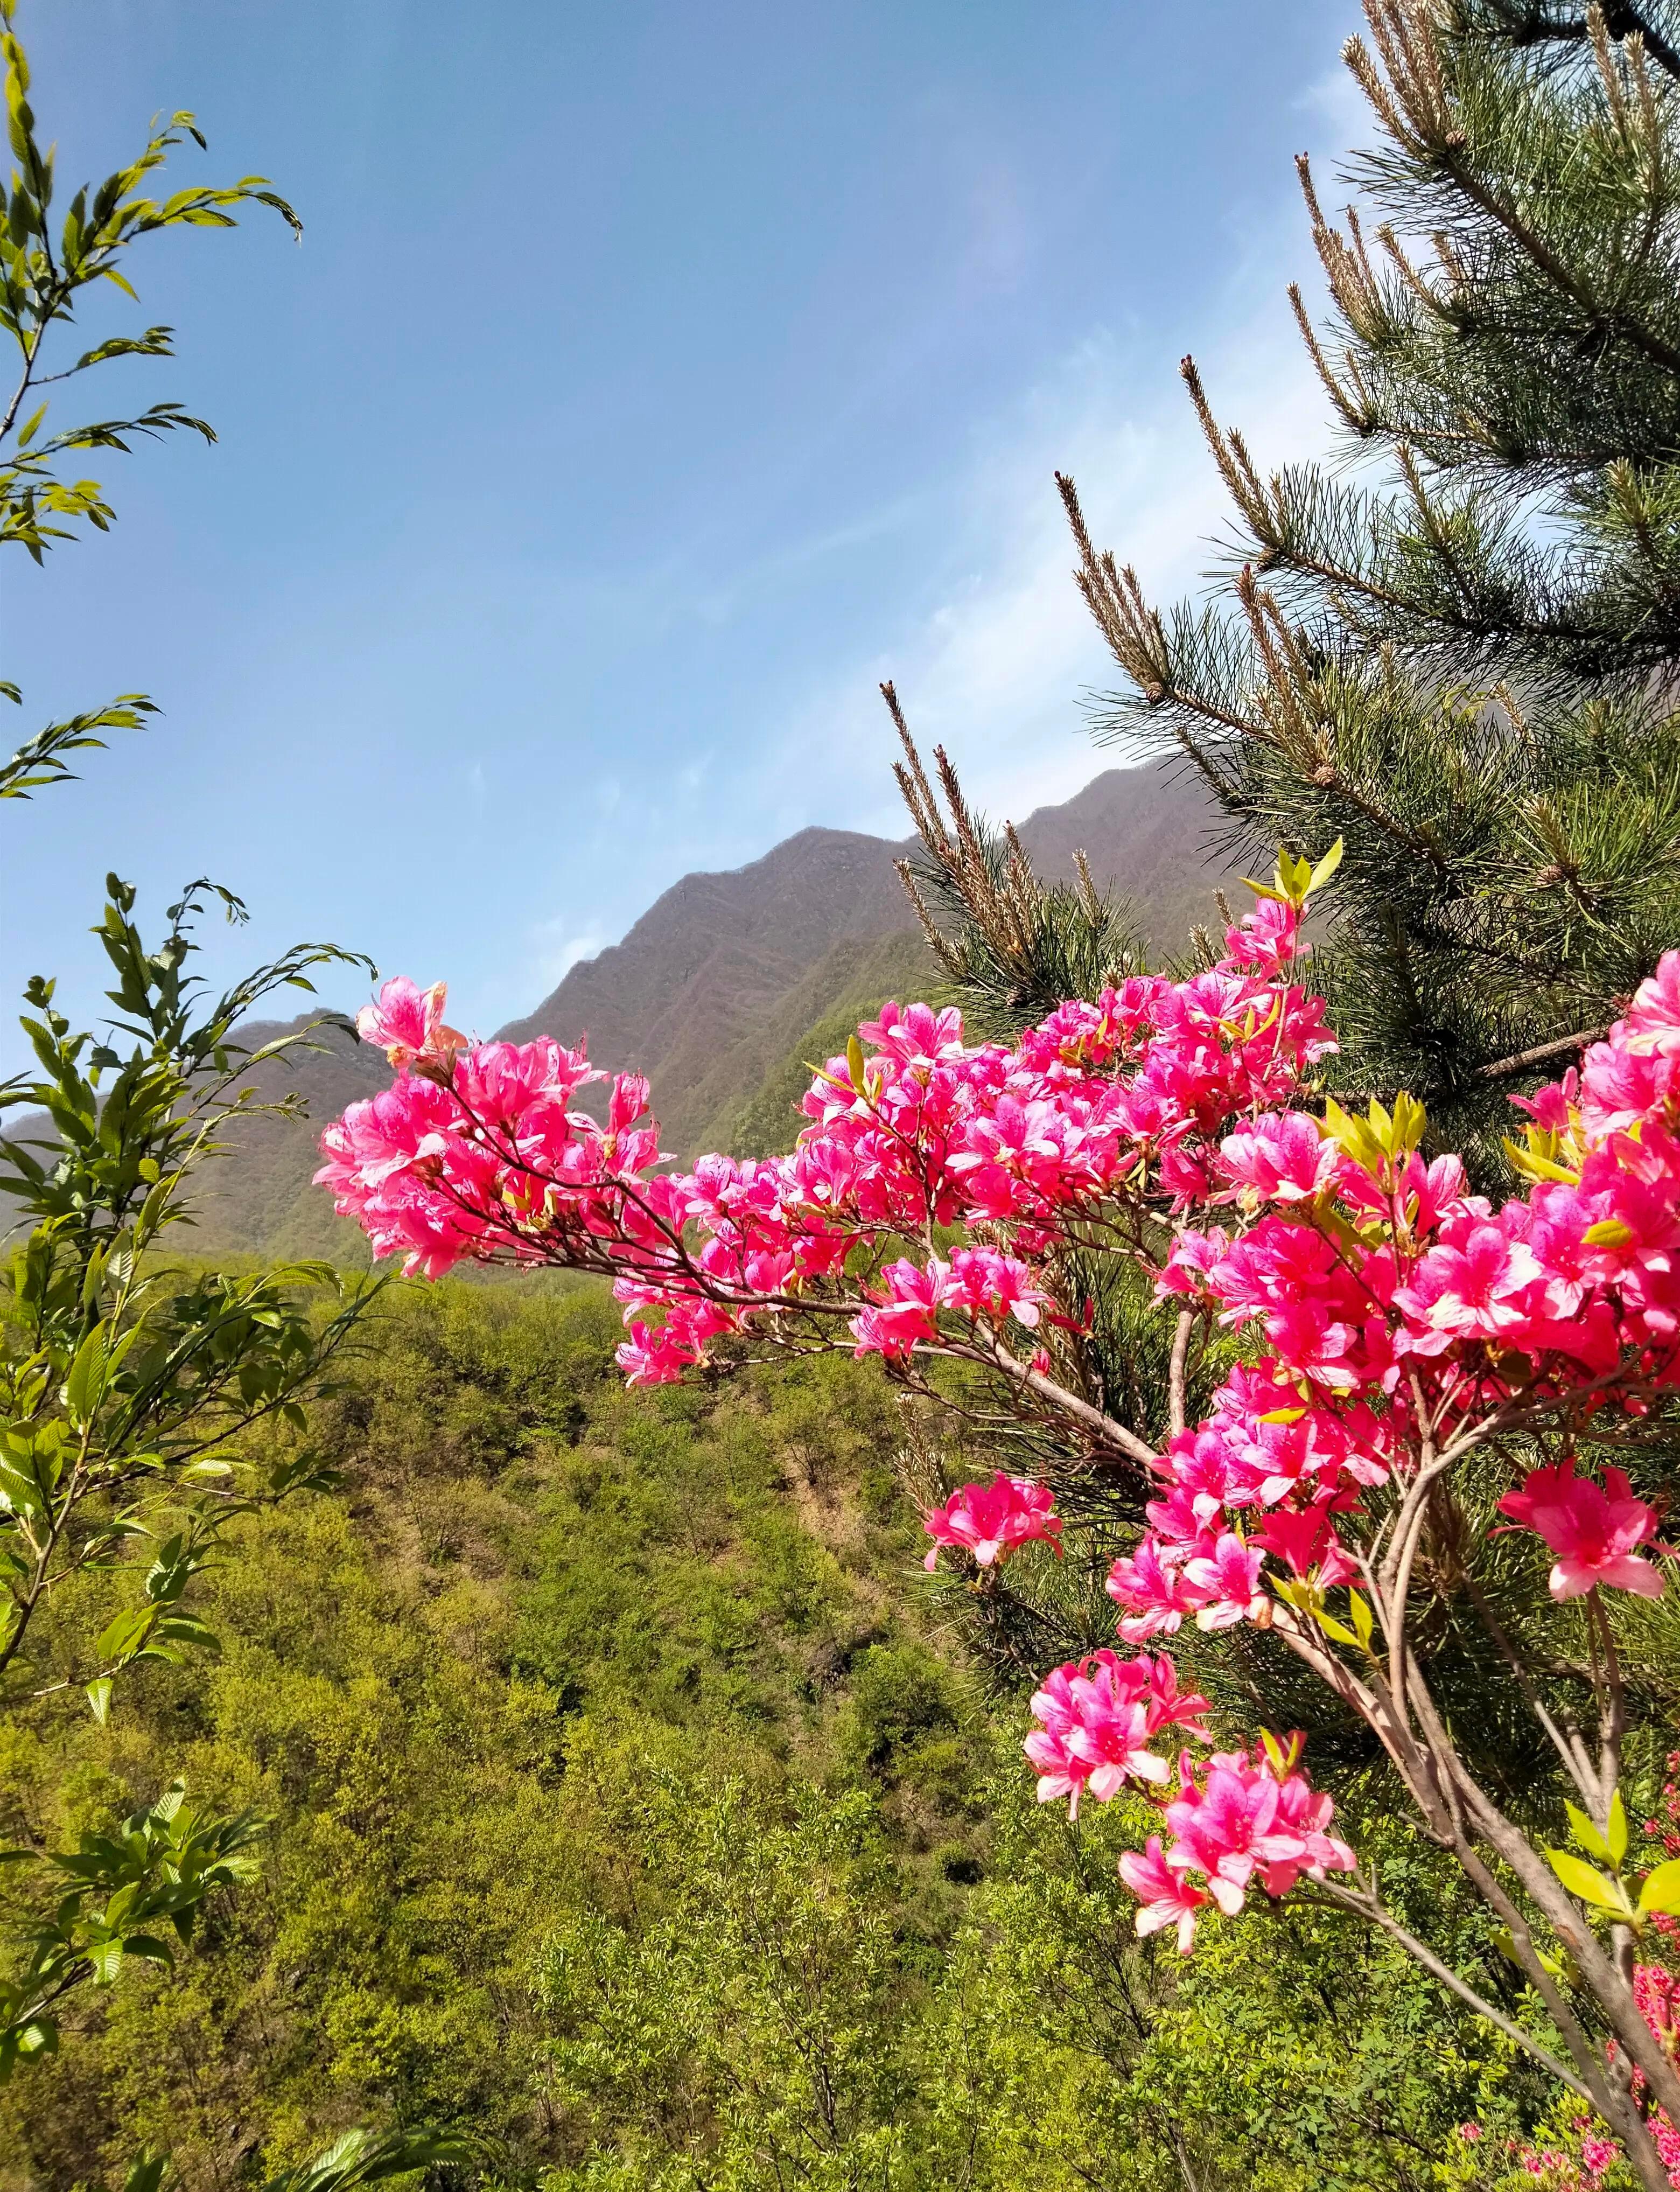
[180,755,1234,1258]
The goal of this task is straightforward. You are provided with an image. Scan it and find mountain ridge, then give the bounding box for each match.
[166,754,1237,1256]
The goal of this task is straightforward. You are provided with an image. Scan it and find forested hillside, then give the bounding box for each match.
[0,1278,1529,2190]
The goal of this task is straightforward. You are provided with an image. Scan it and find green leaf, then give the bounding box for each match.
[1306,836,1345,894]
[1545,1846,1629,1914]
[85,1677,111,1724]
[64,1320,110,1426]
[116,1932,176,1967]
[1566,1801,1611,1863]
[1608,1790,1628,1868]
[1638,1858,1680,1917]
[1312,1604,1362,1648]
[846,1034,866,1092]
[1583,1218,1635,1248]
[88,1937,123,1985]
[1348,1590,1375,1650]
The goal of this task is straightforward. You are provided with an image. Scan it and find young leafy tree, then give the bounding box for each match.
[0,2,396,2128]
[1058,0,1680,1172]
[0,0,297,799]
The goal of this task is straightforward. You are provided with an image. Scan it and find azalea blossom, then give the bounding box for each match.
[1025,1649,1211,1815]
[923,1472,1062,1572]
[1118,1835,1209,1952]
[355,975,466,1071]
[1496,1458,1665,1601]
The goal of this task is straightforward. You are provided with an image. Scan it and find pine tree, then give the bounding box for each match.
[881,0,1680,1843]
[1055,0,1680,1170]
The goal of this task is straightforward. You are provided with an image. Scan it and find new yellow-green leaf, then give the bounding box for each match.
[1545,1846,1629,1914]
[1638,1859,1680,1918]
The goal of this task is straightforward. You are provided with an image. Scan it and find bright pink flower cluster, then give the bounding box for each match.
[1626,1961,1680,2185]
[1115,1737,1355,1951]
[1024,1648,1211,1814]
[1023,1648,1353,1949]
[1109,962,1680,1653]
[318,897,1333,1372]
[320,902,1680,1970]
[923,1472,1063,1572]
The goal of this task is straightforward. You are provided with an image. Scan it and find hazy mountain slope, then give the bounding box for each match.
[723,929,946,1166]
[705,930,941,1158]
[178,1020,390,1263]
[128,757,1233,1257]
[508,758,1229,1127]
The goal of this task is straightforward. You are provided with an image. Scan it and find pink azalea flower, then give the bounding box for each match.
[1253,1500,1359,1588]
[943,1245,1049,1328]
[1164,1754,1305,1913]
[1218,1112,1342,1204]
[1153,1744,1356,1919]
[1107,1537,1201,1642]
[923,1472,1062,1572]
[1118,1835,1210,1952]
[1392,1223,1543,1349]
[850,1257,943,1358]
[355,976,466,1071]
[1025,1649,1212,1814]
[1496,1457,1666,1600]
[1182,1531,1269,1630]
[1623,951,1680,1058]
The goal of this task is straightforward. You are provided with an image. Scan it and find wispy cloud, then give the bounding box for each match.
[515,57,1369,995]
[760,303,1327,843]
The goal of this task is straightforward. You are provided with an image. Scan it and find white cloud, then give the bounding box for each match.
[761,300,1328,842]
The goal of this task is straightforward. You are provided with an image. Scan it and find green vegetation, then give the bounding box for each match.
[2,1280,1555,2189]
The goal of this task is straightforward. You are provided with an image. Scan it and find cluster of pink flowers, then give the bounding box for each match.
[1622,1961,1680,2184]
[1116,1740,1356,1951]
[922,1472,1062,1572]
[1106,963,1680,1655]
[321,884,1680,1974]
[318,893,1333,1370]
[1020,1643,1353,1947]
[1023,1648,1210,1813]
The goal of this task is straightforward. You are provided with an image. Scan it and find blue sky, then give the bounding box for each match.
[3,0,1362,1061]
